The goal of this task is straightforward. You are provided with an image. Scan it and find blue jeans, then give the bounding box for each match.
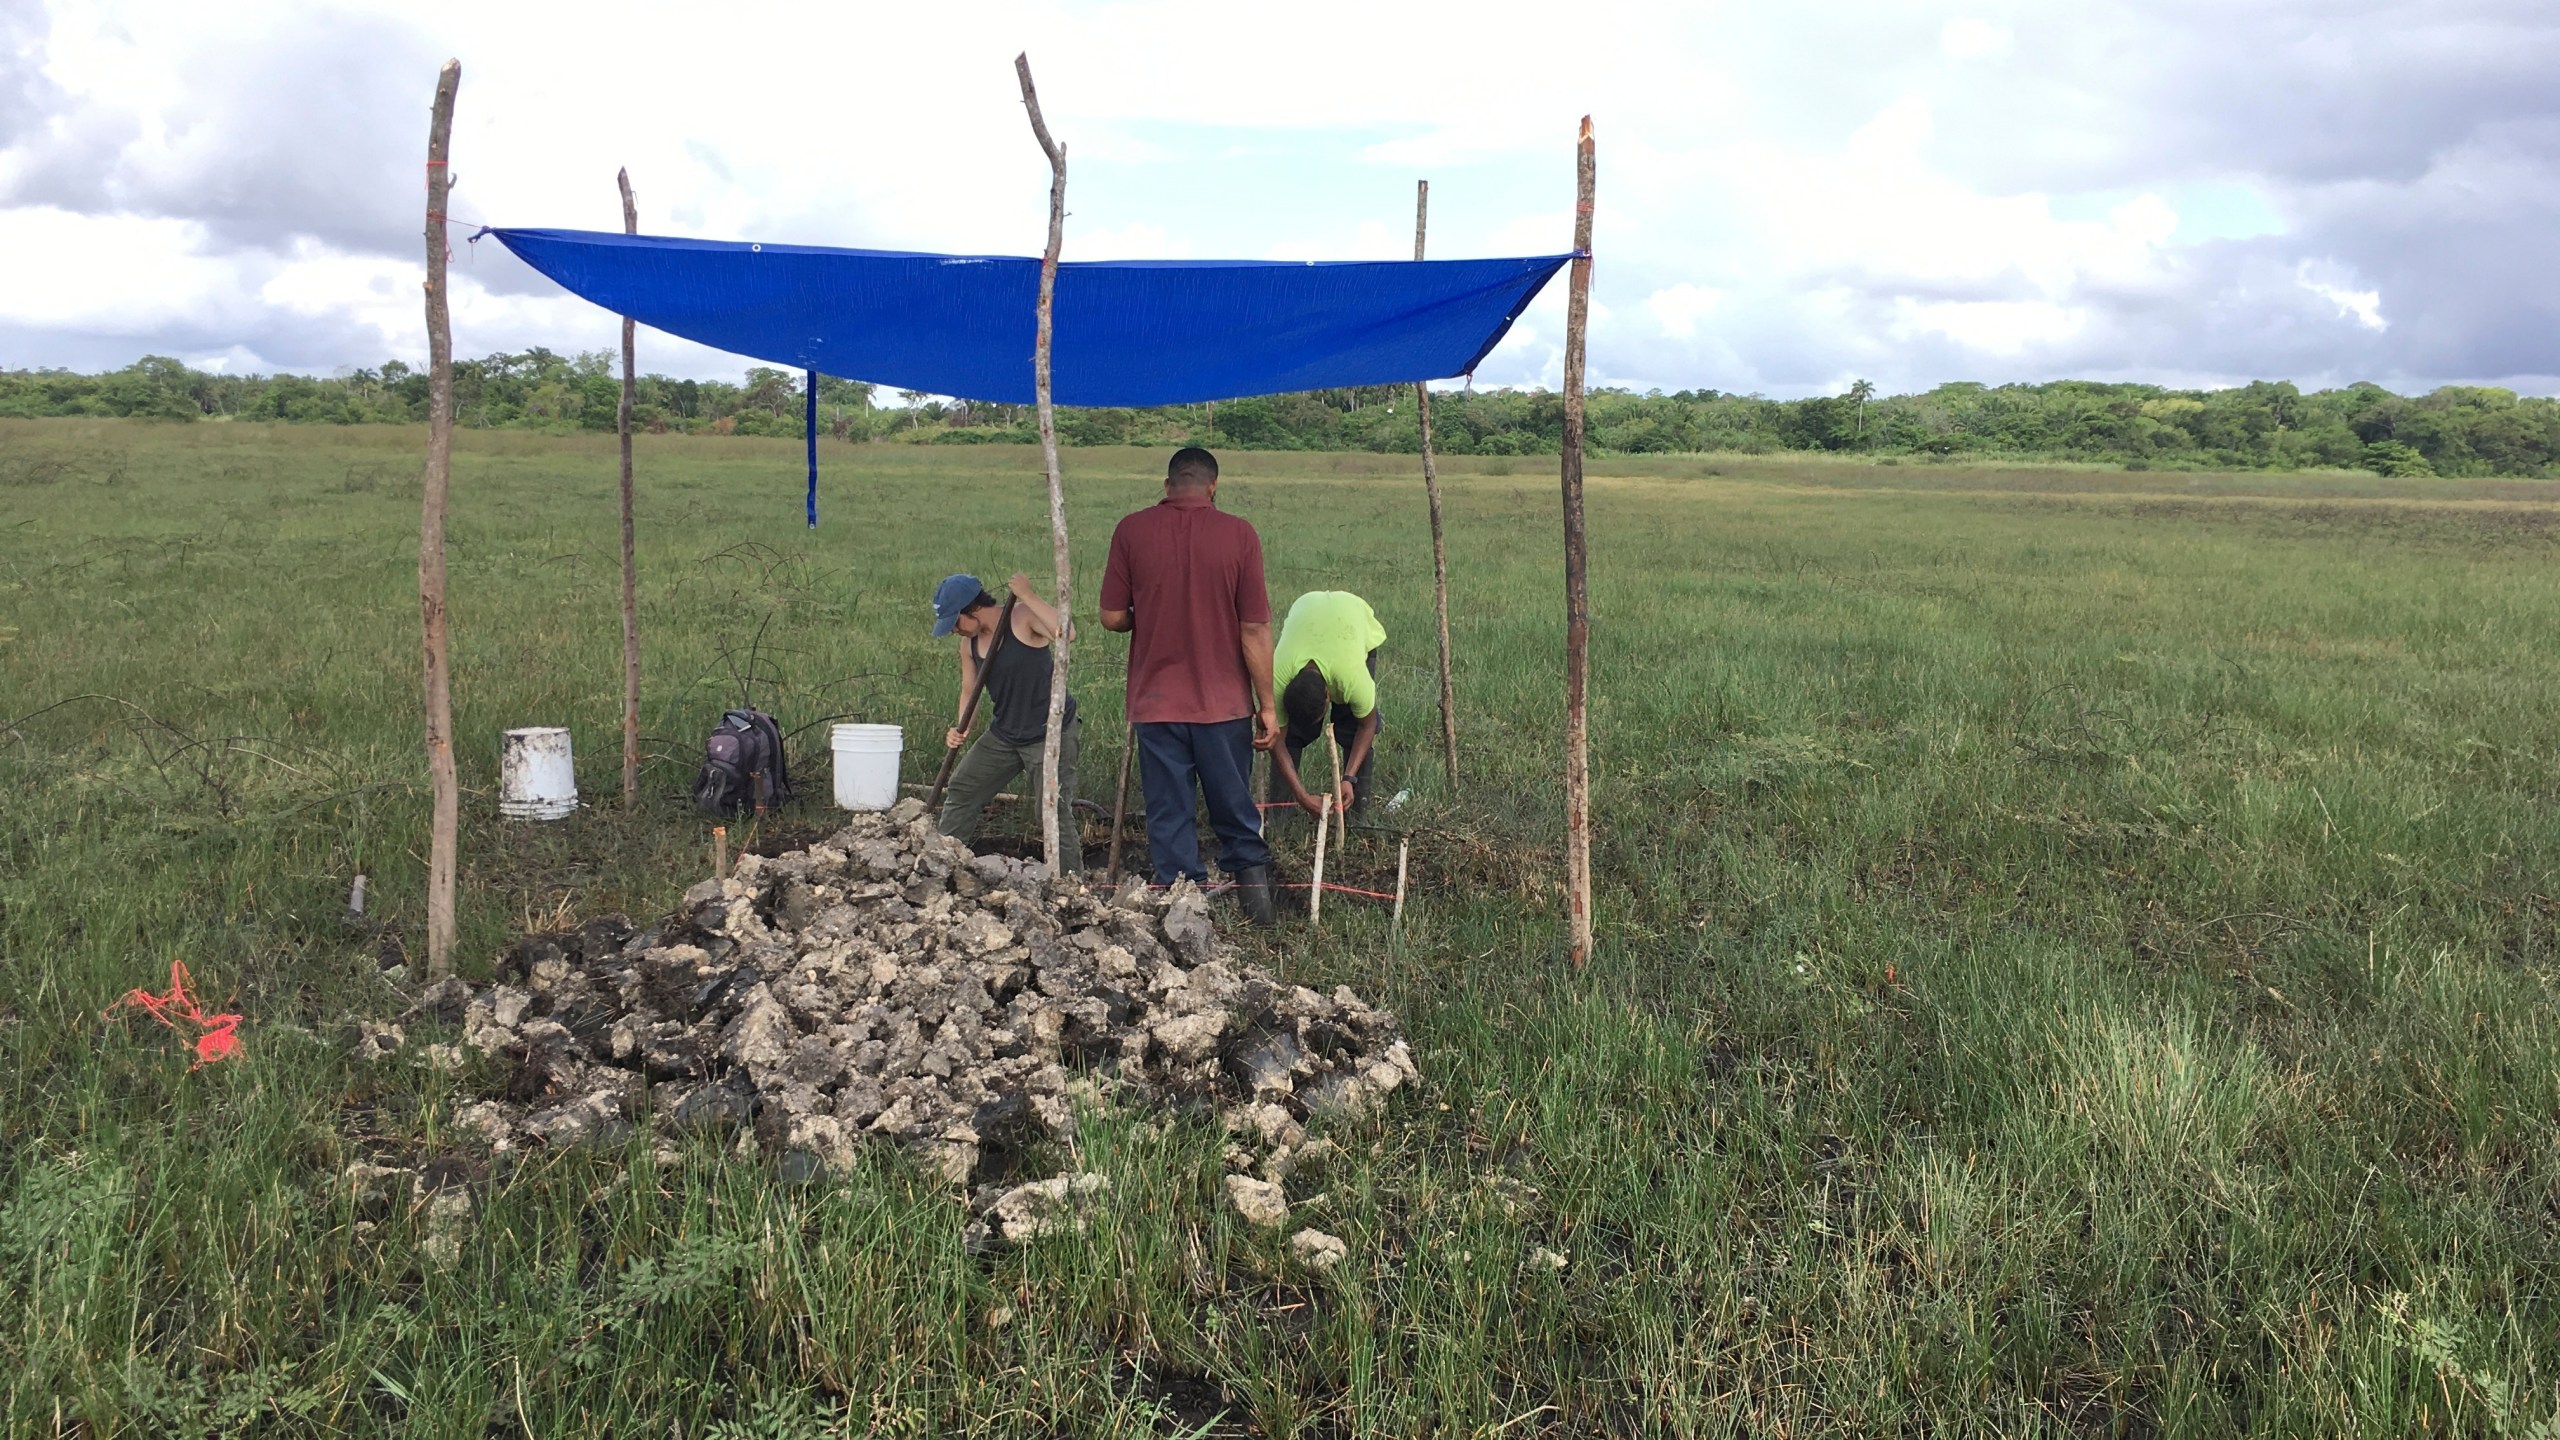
[1134,719,1273,884]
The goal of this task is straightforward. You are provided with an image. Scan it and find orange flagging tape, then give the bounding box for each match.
[105,959,241,1068]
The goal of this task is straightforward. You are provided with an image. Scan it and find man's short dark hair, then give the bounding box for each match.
[1167,446,1219,489]
[1281,661,1327,733]
[966,590,999,614]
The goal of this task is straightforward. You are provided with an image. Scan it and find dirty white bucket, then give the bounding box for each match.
[498,726,578,820]
[831,723,904,811]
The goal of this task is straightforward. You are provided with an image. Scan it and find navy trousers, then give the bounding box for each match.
[1134,718,1273,884]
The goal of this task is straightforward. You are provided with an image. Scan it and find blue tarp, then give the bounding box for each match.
[488,228,1573,407]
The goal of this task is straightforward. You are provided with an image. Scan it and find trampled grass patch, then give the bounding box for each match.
[2,419,2556,1435]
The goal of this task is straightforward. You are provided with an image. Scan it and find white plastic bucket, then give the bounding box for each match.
[499,726,578,820]
[831,723,904,811]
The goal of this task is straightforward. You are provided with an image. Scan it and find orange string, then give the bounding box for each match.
[105,959,242,1067]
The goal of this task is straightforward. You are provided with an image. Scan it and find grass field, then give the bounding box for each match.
[3,418,2558,1437]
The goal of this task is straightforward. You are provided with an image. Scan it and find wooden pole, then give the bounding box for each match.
[712,825,728,881]
[1414,179,1460,791]
[1107,722,1135,878]
[1560,117,1597,968]
[1309,794,1333,929]
[419,60,461,980]
[1016,53,1074,879]
[1392,838,1409,937]
[616,168,642,809]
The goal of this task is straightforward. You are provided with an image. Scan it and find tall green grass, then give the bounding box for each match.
[3,419,2556,1435]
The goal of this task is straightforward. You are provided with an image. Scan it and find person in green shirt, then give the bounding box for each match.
[1266,590,1386,818]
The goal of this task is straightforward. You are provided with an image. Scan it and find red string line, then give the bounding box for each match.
[1195,880,1401,902]
[1282,882,1401,901]
[104,959,242,1068]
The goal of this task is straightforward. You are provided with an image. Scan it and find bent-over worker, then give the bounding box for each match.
[930,571,1082,873]
[1267,590,1386,818]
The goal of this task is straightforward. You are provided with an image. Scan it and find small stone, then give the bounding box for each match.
[1161,886,1218,965]
[668,1078,756,1135]
[343,1161,413,1208]
[1224,1174,1288,1229]
[524,1091,625,1149]
[404,975,471,1024]
[1290,1228,1347,1271]
[421,1188,473,1267]
[1486,1175,1540,1218]
[352,1020,405,1063]
[486,986,532,1029]
[986,1172,1111,1243]
[453,1100,518,1150]
[1151,1012,1225,1063]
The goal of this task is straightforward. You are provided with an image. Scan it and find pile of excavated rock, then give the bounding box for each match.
[388,800,1414,1244]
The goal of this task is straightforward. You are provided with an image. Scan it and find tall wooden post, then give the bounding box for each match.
[615,168,642,809]
[1414,179,1460,791]
[1016,53,1074,878]
[419,60,462,978]
[1560,116,1596,968]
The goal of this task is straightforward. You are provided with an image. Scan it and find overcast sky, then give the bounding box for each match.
[3,0,2554,398]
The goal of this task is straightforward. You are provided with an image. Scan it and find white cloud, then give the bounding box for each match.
[1940,17,2014,60]
[2296,262,2388,331]
[1893,297,2091,353]
[1646,283,1722,338]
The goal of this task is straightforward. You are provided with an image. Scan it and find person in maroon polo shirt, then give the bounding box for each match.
[1097,446,1281,925]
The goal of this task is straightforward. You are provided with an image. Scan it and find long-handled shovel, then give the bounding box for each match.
[1106,722,1136,877]
[924,600,1013,814]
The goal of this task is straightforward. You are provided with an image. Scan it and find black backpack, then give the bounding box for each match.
[693,708,794,816]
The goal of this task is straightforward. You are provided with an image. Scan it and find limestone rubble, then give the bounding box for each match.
[394,799,1416,1235]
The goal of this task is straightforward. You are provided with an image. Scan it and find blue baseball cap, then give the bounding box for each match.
[931,574,984,637]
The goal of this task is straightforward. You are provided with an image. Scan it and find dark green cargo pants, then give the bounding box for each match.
[934,715,1084,873]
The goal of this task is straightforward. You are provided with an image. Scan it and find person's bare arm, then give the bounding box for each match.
[1268,733,1321,815]
[1242,621,1280,751]
[947,637,979,749]
[1005,572,1072,643]
[1099,606,1133,633]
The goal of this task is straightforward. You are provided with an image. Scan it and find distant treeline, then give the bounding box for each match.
[8,350,2558,478]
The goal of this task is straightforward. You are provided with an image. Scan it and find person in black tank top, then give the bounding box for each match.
[928,572,1083,873]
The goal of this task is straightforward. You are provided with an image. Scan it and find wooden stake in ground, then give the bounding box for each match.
[1016,53,1074,878]
[1560,116,1597,968]
[418,59,462,979]
[1107,722,1135,878]
[615,167,642,809]
[1309,794,1333,929]
[1308,729,1345,927]
[712,825,728,881]
[1414,179,1460,790]
[1392,838,1410,937]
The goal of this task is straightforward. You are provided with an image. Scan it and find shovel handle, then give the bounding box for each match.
[1106,722,1137,876]
[925,600,1012,814]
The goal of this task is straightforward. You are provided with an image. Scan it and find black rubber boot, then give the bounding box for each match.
[1232,865,1278,929]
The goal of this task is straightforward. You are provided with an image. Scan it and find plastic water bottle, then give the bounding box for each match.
[1386,789,1411,813]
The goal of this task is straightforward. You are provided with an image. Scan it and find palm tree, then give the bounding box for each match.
[1848,379,1876,445]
